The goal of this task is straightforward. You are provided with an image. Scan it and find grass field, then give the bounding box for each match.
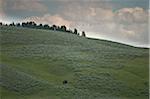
[0,26,149,99]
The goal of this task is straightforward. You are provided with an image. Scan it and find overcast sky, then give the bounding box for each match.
[0,0,149,47]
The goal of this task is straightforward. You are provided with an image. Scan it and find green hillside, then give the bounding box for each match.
[0,26,149,99]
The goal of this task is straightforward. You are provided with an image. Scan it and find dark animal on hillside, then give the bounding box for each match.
[63,80,68,84]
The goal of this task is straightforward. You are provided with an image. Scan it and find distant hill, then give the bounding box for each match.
[0,26,149,99]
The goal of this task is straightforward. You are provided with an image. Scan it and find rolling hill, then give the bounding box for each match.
[0,26,149,99]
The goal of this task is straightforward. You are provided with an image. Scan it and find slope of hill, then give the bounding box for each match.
[0,26,149,99]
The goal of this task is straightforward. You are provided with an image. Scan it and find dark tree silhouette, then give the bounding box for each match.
[52,25,57,30]
[28,21,36,28]
[39,24,43,27]
[33,22,37,28]
[61,25,66,32]
[16,23,21,27]
[0,22,2,26]
[74,28,78,34]
[66,29,73,33]
[9,22,15,26]
[57,26,61,31]
[82,31,86,37]
[21,21,37,28]
[22,22,26,27]
[4,21,84,37]
[38,24,43,29]
[44,24,50,29]
[29,21,34,27]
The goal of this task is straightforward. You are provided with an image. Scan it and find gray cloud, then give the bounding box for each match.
[0,0,149,47]
[115,7,148,24]
[60,4,149,47]
[23,14,72,28]
[1,0,47,12]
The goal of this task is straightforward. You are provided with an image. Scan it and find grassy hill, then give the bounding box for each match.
[0,26,149,99]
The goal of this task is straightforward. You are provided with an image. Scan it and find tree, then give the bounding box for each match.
[38,24,43,29]
[33,22,37,27]
[22,22,26,27]
[82,31,86,37]
[29,21,36,28]
[29,21,32,26]
[44,24,50,29]
[28,21,33,27]
[9,22,15,26]
[74,28,78,34]
[26,22,30,27]
[0,22,2,26]
[16,23,21,27]
[52,25,57,30]
[61,25,66,32]
[66,29,73,33]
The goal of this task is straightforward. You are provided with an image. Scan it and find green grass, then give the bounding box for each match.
[0,26,149,99]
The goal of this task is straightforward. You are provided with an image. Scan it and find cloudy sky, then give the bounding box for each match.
[0,0,149,47]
